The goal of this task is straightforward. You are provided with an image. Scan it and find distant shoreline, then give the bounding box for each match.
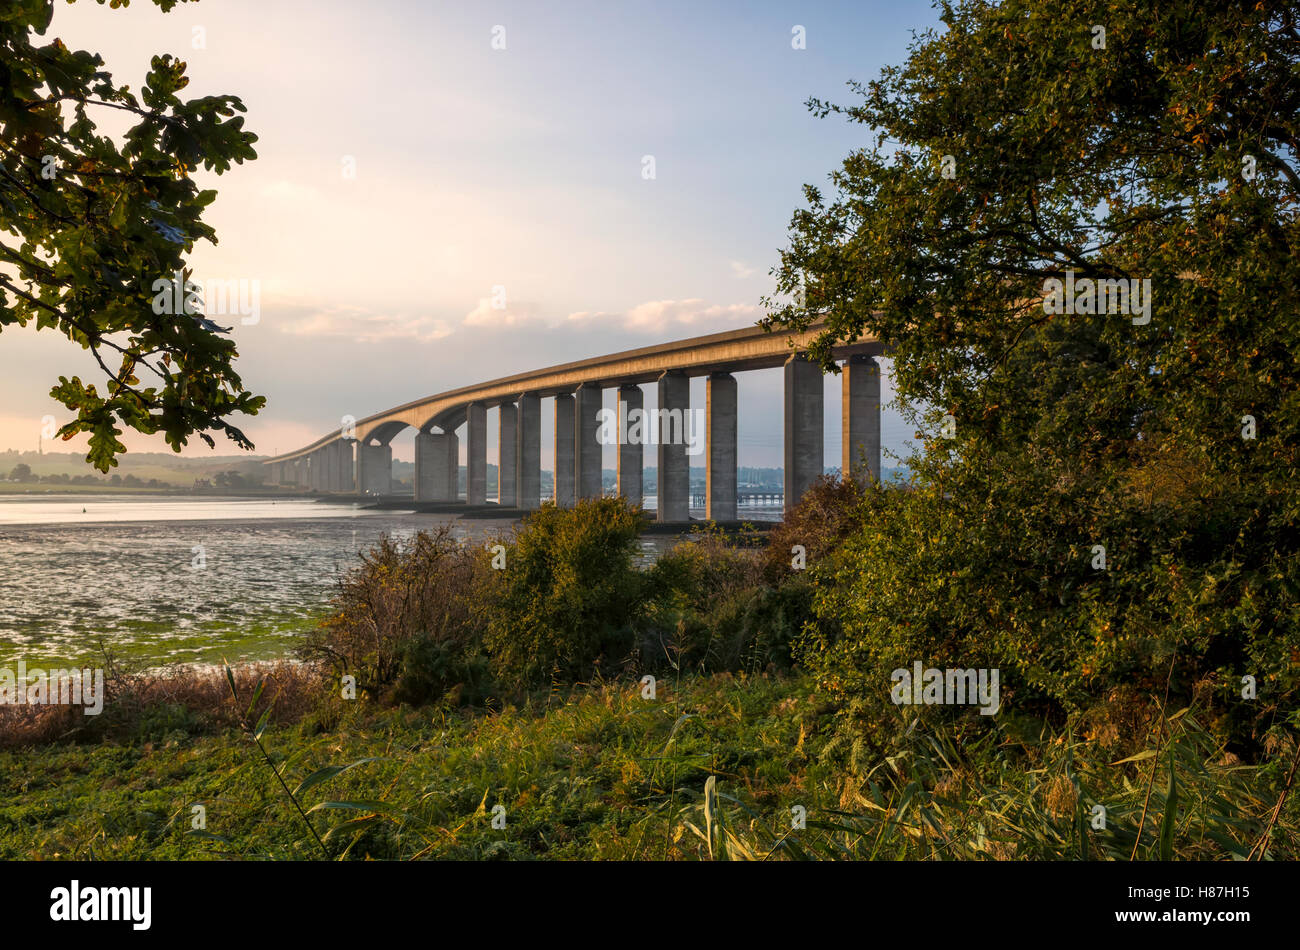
[0,485,316,498]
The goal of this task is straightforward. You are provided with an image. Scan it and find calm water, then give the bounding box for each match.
[0,494,762,668]
[0,496,519,667]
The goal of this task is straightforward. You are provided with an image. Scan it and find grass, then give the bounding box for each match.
[1,670,1294,860]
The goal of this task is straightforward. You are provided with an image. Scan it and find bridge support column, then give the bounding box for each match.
[784,354,824,514]
[415,430,453,501]
[335,441,354,492]
[706,373,737,522]
[467,403,487,505]
[842,355,881,485]
[318,447,334,491]
[357,442,392,496]
[447,431,460,500]
[657,370,689,522]
[497,403,517,506]
[325,448,338,490]
[554,393,575,507]
[516,394,540,510]
[617,384,643,506]
[292,460,305,486]
[575,384,602,501]
[330,444,345,491]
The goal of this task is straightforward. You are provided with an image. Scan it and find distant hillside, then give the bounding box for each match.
[0,450,269,488]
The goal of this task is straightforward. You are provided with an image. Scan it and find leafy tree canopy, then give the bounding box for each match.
[766,0,1299,724]
[0,0,263,470]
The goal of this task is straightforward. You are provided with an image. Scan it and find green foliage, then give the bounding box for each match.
[298,525,488,704]
[3,672,1294,860]
[643,525,810,675]
[0,0,263,469]
[391,634,491,709]
[485,498,651,690]
[763,474,867,582]
[763,0,1300,739]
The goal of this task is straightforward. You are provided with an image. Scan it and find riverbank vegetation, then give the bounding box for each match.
[1,489,1296,860]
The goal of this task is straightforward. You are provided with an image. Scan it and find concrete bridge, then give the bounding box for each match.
[263,321,883,520]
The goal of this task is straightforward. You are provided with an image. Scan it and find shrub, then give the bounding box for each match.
[694,576,813,673]
[798,454,1300,753]
[299,525,488,704]
[644,527,806,674]
[484,498,652,691]
[649,524,764,614]
[763,474,867,583]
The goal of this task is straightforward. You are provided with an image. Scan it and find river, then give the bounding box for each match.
[0,494,774,669]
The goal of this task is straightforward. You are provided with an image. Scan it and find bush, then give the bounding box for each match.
[648,524,764,613]
[763,474,867,583]
[694,576,813,673]
[485,498,652,691]
[299,525,488,703]
[392,634,492,708]
[798,454,1300,753]
[643,527,805,674]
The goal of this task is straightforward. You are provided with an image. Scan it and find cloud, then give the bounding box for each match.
[276,305,453,344]
[729,260,756,279]
[462,297,548,329]
[568,299,762,334]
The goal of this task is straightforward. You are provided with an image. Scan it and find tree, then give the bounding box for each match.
[213,469,247,488]
[8,462,33,481]
[767,1,1299,726]
[0,0,264,471]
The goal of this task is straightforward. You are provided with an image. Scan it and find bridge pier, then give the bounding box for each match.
[318,448,330,491]
[334,440,354,492]
[357,441,392,495]
[498,403,517,506]
[842,355,881,485]
[516,394,541,510]
[657,370,689,522]
[415,430,453,501]
[554,393,575,507]
[467,403,487,505]
[321,446,335,491]
[575,384,602,501]
[447,430,460,499]
[784,354,823,514]
[706,372,737,522]
[617,384,643,506]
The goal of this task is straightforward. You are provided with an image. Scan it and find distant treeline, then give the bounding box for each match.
[0,450,270,488]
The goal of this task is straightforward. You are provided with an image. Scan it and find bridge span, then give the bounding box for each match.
[263,321,883,520]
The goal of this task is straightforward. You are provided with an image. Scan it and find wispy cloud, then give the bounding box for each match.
[277,305,453,344]
[568,299,762,334]
[462,297,547,328]
[729,260,756,279]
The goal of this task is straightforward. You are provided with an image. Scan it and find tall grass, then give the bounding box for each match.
[671,706,1299,861]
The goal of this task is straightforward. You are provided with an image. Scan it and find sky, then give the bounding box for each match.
[1,0,943,470]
